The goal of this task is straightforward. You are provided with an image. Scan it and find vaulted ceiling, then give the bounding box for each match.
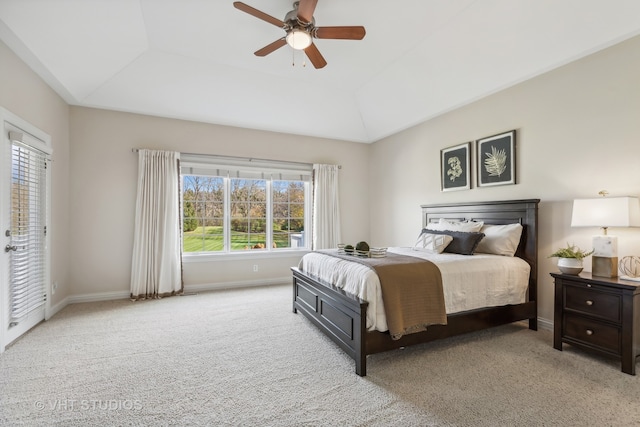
[1,1,640,143]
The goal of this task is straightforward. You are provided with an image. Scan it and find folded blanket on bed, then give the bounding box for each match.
[319,250,447,339]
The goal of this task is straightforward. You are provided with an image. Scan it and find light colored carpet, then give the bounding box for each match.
[1,284,639,426]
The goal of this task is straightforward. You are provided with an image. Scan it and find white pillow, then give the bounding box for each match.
[413,232,454,254]
[425,218,484,233]
[475,223,523,257]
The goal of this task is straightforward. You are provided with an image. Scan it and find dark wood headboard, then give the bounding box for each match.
[421,199,540,303]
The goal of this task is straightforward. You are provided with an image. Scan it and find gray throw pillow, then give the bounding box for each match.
[420,229,485,255]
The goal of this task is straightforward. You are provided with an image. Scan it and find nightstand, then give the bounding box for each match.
[551,272,640,375]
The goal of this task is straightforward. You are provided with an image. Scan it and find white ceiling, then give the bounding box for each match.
[1,0,640,143]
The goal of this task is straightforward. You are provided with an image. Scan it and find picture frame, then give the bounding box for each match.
[440,142,471,192]
[476,130,516,187]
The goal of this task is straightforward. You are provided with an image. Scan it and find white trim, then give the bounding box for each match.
[8,130,52,156]
[51,279,291,307]
[68,290,131,304]
[0,109,52,153]
[180,153,313,174]
[181,152,312,255]
[184,277,290,293]
[0,107,52,353]
[537,317,553,331]
[183,249,308,263]
[47,295,70,320]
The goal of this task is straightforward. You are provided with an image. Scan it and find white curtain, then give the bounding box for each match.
[312,164,342,250]
[130,149,183,299]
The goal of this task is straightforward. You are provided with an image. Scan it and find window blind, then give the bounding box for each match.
[180,153,312,182]
[9,141,48,323]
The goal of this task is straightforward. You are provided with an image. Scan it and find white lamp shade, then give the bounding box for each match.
[571,196,640,228]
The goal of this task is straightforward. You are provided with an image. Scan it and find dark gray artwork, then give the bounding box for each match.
[477,130,515,187]
[441,142,470,191]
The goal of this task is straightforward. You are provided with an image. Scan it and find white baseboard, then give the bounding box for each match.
[49,278,291,311]
[537,317,553,331]
[69,290,131,304]
[47,296,70,320]
[183,277,290,293]
[45,291,131,319]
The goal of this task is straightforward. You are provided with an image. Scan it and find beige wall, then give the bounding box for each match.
[68,107,369,296]
[370,34,640,323]
[0,40,70,307]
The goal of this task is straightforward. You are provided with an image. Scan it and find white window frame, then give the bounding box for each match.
[180,154,312,261]
[0,108,52,353]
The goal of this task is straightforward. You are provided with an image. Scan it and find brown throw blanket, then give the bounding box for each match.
[319,250,447,339]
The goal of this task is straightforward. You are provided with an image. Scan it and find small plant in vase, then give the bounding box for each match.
[549,243,594,275]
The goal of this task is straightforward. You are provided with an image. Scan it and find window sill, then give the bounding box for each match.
[182,249,311,263]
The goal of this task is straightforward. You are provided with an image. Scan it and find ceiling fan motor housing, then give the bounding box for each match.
[285,3,315,30]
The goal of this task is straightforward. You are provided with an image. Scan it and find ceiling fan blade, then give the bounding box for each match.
[314,26,366,40]
[297,0,318,24]
[254,38,287,57]
[304,43,327,69]
[233,2,284,28]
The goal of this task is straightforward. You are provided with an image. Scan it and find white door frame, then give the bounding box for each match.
[0,107,52,353]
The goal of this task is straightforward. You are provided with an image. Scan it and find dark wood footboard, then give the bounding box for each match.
[293,199,539,376]
[293,267,537,376]
[292,267,369,375]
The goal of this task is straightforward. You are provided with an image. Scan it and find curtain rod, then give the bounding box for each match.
[131,148,341,169]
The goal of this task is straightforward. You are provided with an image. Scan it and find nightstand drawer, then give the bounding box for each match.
[564,284,621,322]
[564,314,621,354]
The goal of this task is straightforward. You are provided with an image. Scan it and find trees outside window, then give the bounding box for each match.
[182,173,309,253]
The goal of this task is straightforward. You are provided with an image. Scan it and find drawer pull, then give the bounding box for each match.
[585,300,593,306]
[586,329,594,336]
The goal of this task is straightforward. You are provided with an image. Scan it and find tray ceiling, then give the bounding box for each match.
[1,0,640,143]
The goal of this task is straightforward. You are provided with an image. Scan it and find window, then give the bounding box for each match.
[181,154,311,254]
[1,114,52,351]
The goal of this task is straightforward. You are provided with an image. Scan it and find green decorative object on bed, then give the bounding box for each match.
[355,241,370,252]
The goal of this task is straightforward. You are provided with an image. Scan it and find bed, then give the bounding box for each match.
[291,199,539,376]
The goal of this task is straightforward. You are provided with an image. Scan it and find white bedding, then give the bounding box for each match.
[298,247,531,333]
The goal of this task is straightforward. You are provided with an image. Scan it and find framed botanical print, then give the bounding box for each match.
[476,130,516,187]
[441,142,471,192]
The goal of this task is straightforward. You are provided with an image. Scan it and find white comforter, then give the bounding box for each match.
[298,247,531,333]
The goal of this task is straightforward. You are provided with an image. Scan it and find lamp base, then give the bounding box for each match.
[592,256,618,278]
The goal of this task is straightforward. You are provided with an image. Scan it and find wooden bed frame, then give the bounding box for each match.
[292,199,540,376]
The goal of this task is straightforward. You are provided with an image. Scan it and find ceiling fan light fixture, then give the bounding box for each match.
[286,29,312,50]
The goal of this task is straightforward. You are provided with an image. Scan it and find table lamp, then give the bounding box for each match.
[571,192,640,278]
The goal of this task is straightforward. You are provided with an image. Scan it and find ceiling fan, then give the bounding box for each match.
[233,0,366,69]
